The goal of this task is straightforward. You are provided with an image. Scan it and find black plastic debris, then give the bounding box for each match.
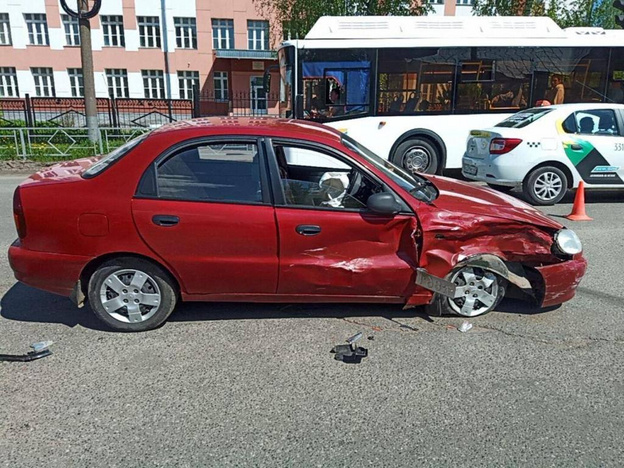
[331,332,368,364]
[0,341,53,362]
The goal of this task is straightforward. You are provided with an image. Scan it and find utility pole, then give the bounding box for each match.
[78,0,99,143]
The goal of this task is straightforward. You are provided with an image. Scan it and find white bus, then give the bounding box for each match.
[274,16,624,174]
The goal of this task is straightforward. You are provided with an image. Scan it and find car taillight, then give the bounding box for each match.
[490,138,522,155]
[13,187,26,239]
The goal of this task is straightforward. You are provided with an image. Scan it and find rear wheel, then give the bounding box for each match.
[393,138,440,175]
[523,166,568,205]
[88,258,177,332]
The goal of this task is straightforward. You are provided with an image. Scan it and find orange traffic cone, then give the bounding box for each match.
[566,181,592,221]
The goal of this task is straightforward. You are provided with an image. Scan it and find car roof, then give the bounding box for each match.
[149,117,344,143]
[547,103,624,112]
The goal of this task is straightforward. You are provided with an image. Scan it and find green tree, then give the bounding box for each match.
[472,0,620,28]
[253,0,431,44]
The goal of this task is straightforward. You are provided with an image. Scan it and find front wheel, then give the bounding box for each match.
[523,166,568,205]
[430,266,506,318]
[88,258,178,332]
[393,138,440,175]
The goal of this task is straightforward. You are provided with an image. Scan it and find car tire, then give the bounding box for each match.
[427,266,506,318]
[393,138,439,175]
[486,183,514,193]
[523,166,568,205]
[88,258,178,332]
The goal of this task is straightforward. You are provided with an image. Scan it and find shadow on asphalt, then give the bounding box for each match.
[1,283,553,332]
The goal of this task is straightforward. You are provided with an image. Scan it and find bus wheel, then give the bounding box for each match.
[394,138,439,175]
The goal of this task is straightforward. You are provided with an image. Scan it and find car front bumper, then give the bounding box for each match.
[8,240,91,297]
[536,256,587,308]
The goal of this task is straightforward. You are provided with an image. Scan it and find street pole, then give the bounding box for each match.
[79,0,99,143]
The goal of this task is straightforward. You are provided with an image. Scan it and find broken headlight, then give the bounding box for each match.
[554,229,583,256]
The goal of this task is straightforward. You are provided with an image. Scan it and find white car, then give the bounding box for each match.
[462,104,624,205]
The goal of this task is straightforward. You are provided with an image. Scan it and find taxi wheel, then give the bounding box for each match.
[523,166,568,205]
[88,258,178,332]
[486,183,514,193]
[394,138,439,175]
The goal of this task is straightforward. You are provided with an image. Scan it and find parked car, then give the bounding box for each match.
[462,103,624,205]
[9,118,587,331]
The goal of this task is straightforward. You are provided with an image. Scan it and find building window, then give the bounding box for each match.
[456,0,474,4]
[212,19,234,49]
[61,14,80,46]
[248,20,269,51]
[214,71,228,100]
[24,13,49,46]
[68,68,84,97]
[106,68,129,98]
[31,67,55,97]
[0,13,11,46]
[101,15,125,47]
[0,67,18,97]
[174,17,197,49]
[138,16,161,48]
[142,70,165,99]
[178,70,199,100]
[427,0,444,3]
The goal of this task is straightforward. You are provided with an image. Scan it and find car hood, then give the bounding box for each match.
[20,157,98,186]
[425,175,563,230]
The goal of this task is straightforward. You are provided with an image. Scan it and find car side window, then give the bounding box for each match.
[565,109,620,136]
[274,144,383,210]
[156,142,263,203]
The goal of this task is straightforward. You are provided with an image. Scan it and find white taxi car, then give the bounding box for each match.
[462,104,624,205]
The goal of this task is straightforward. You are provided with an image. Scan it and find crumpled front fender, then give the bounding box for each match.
[454,254,532,291]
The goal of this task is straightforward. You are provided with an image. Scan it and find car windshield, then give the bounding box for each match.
[82,133,149,179]
[341,134,438,203]
[495,108,553,128]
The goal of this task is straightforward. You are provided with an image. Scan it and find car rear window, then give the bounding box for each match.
[82,133,148,179]
[495,108,553,129]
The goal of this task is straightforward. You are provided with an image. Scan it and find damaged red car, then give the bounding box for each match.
[8,118,587,331]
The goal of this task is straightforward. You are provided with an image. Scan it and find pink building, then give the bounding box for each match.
[0,0,278,109]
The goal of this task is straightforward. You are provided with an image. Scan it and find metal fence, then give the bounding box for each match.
[0,127,151,160]
[0,92,281,129]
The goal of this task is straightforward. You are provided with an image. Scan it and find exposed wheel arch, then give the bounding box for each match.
[523,161,574,189]
[80,253,181,300]
[389,129,447,175]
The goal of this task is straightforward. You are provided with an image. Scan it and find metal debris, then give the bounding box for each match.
[0,341,53,362]
[458,321,473,333]
[331,332,368,364]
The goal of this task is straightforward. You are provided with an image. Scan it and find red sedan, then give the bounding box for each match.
[8,118,586,331]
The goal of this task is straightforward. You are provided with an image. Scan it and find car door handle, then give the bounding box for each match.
[296,224,321,236]
[570,144,583,151]
[152,215,179,227]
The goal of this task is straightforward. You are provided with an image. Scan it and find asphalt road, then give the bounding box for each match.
[1,175,623,467]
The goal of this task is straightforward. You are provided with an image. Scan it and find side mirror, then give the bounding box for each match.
[366,192,401,216]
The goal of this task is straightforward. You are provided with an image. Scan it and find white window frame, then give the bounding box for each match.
[62,14,80,46]
[106,68,129,98]
[68,68,84,97]
[174,17,197,49]
[142,69,165,99]
[248,20,269,51]
[0,13,11,46]
[0,67,19,97]
[456,0,474,4]
[31,67,55,97]
[212,19,234,50]
[24,13,49,46]
[101,15,125,47]
[214,71,229,101]
[138,16,161,48]
[178,70,199,100]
